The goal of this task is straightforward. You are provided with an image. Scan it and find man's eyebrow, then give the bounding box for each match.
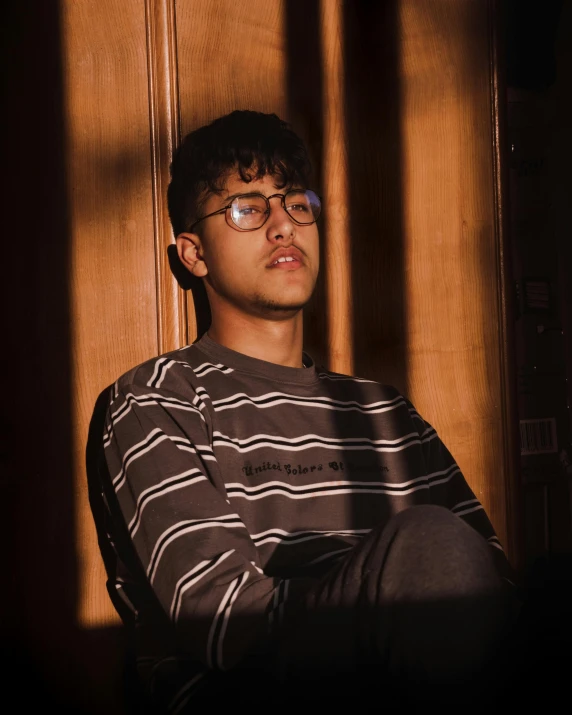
[220,187,304,204]
[221,192,246,204]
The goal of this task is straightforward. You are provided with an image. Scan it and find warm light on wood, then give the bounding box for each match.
[319,0,354,376]
[145,0,188,353]
[397,0,513,551]
[61,0,159,628]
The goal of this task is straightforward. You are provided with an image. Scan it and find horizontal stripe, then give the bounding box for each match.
[193,362,234,378]
[225,470,455,501]
[212,391,405,415]
[251,527,369,548]
[227,484,419,501]
[213,430,437,455]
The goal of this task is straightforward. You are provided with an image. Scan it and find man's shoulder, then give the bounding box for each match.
[313,365,425,426]
[112,343,206,396]
[315,365,404,399]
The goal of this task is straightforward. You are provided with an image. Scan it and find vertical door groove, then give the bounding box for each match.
[145,0,188,353]
[488,0,522,568]
[320,0,354,375]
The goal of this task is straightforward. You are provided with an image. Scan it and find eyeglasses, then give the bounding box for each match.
[189,189,322,232]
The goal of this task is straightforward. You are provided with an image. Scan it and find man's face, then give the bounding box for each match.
[180,172,320,320]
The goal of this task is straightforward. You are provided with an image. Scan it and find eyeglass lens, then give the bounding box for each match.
[229,190,321,230]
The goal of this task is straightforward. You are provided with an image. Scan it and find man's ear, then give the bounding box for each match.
[176,233,208,278]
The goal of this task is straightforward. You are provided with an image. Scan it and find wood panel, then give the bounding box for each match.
[320,0,354,375]
[60,0,159,626]
[396,0,517,556]
[175,0,288,133]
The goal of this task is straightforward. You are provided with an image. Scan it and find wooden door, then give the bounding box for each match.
[4,1,520,711]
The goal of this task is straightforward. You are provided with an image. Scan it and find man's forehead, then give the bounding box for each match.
[220,171,287,197]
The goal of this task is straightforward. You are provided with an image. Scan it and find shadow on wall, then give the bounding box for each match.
[283,0,408,390]
[285,0,328,368]
[2,1,127,712]
[343,0,407,393]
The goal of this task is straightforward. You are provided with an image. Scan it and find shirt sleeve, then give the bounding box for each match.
[405,399,517,587]
[102,380,316,671]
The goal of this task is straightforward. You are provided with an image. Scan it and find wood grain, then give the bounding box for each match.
[61,0,158,626]
[145,0,189,352]
[396,0,514,555]
[488,1,522,569]
[320,0,354,375]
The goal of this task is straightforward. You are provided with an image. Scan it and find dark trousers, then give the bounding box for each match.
[197,505,518,712]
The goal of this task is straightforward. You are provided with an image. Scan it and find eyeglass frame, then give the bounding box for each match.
[188,189,322,233]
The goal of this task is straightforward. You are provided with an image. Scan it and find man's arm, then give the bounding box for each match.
[103,381,316,670]
[406,399,517,587]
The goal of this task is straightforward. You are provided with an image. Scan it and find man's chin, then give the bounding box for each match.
[254,298,309,317]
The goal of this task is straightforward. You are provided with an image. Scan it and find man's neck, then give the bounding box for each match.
[206,310,305,368]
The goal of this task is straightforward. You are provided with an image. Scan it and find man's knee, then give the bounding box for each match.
[378,504,501,598]
[373,506,508,685]
[392,503,469,532]
[390,504,490,552]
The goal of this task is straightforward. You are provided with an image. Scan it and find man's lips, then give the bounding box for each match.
[267,257,302,270]
[266,247,304,269]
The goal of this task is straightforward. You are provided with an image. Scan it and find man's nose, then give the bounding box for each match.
[265,196,295,240]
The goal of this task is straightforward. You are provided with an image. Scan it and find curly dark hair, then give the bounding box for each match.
[167,110,312,236]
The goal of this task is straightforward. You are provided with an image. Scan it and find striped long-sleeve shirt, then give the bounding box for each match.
[100,333,513,710]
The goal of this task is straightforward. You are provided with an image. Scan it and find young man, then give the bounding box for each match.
[99,110,515,713]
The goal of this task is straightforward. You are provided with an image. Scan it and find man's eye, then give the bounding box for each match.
[288,203,310,213]
[238,206,263,216]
